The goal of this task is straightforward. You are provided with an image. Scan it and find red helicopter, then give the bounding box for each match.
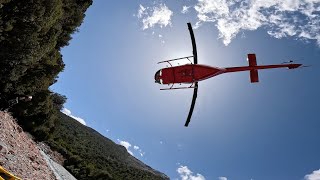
[155,23,303,127]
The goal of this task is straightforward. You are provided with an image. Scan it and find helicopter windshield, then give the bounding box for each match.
[154,70,162,84]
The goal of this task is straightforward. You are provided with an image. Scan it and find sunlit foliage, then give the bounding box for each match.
[0,1,169,179]
[48,113,169,180]
[0,0,91,137]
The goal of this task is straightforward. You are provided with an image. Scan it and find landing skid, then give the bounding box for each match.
[160,82,197,90]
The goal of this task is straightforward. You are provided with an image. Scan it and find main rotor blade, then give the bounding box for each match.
[187,23,198,65]
[184,82,198,127]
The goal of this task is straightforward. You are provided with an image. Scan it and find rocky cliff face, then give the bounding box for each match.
[0,111,56,179]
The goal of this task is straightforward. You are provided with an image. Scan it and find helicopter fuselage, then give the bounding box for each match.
[157,64,224,84]
[155,63,302,85]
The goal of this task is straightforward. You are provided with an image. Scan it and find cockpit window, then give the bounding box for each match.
[154,70,161,84]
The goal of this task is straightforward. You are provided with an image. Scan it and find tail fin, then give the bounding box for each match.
[250,69,259,83]
[248,54,259,83]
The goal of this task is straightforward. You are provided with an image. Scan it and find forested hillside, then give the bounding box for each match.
[0,0,92,138]
[0,1,169,179]
[48,112,169,180]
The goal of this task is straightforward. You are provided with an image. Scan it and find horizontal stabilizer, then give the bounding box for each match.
[250,70,259,83]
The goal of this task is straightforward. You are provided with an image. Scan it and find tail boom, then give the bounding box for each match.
[224,63,302,82]
[225,63,302,83]
[225,54,302,83]
[224,63,302,73]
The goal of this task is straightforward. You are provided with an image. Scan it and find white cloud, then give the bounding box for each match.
[182,6,191,14]
[139,151,145,157]
[137,4,146,18]
[194,0,320,46]
[62,108,71,115]
[117,139,145,157]
[177,165,206,180]
[61,108,86,125]
[218,177,227,180]
[305,169,320,180]
[136,147,145,157]
[137,3,173,30]
[119,141,131,149]
[117,139,133,155]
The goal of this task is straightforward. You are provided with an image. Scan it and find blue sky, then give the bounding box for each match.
[52,1,320,179]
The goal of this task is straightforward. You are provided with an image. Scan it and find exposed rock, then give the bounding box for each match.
[0,141,8,154]
[37,142,65,165]
[0,111,56,180]
[40,150,77,180]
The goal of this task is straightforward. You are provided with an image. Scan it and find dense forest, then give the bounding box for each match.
[48,112,169,180]
[0,0,168,179]
[0,0,92,138]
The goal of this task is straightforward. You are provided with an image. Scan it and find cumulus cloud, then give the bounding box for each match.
[218,177,227,180]
[182,6,191,14]
[138,151,145,157]
[137,3,173,30]
[194,0,320,46]
[305,169,320,180]
[61,108,86,125]
[134,145,145,157]
[117,139,145,157]
[177,165,206,180]
[137,4,146,18]
[133,145,139,150]
[118,139,133,155]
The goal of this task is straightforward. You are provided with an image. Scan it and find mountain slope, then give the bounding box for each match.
[0,1,169,179]
[47,112,169,180]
